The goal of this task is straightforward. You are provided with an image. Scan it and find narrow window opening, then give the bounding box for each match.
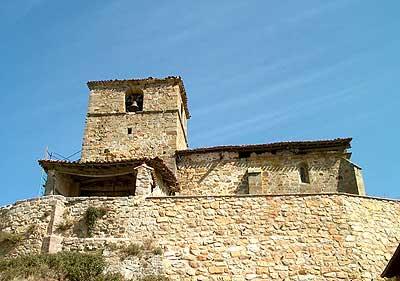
[247,168,263,194]
[299,163,310,183]
[125,93,143,112]
[127,128,132,135]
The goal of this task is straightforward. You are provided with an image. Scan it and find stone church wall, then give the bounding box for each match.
[177,151,360,195]
[1,194,399,280]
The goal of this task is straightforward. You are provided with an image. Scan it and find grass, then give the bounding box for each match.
[0,251,169,281]
[120,241,164,259]
[0,232,23,256]
[121,244,143,258]
[0,251,124,281]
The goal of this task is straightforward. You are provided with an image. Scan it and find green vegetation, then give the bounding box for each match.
[152,247,163,256]
[121,244,143,258]
[0,251,169,281]
[119,240,163,259]
[56,220,74,232]
[0,232,23,257]
[85,207,108,237]
[0,224,41,256]
[0,252,123,281]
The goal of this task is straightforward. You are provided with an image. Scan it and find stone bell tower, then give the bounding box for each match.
[81,77,190,170]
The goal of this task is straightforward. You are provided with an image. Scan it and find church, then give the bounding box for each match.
[1,76,398,280]
[40,76,365,199]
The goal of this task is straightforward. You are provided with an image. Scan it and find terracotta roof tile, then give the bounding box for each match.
[176,138,352,155]
[38,157,178,192]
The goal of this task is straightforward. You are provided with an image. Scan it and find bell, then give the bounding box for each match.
[132,100,139,110]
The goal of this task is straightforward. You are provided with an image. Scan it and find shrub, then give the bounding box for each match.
[119,241,163,260]
[85,207,107,237]
[0,232,23,256]
[0,232,22,244]
[0,251,124,281]
[152,247,163,256]
[121,244,143,258]
[57,220,74,232]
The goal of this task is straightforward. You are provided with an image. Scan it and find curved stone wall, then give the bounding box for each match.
[0,194,399,280]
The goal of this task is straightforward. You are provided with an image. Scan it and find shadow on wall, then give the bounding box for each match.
[337,159,358,194]
[197,162,219,184]
[234,174,249,194]
[196,161,249,194]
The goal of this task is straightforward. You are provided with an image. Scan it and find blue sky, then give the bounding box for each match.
[0,0,399,205]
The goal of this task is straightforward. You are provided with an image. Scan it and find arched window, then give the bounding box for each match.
[125,88,143,112]
[299,163,310,184]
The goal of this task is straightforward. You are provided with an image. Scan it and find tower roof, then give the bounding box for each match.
[86,76,190,118]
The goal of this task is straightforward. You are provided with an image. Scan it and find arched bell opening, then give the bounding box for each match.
[125,88,144,112]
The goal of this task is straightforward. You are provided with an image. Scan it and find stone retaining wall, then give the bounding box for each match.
[1,194,399,280]
[0,196,55,256]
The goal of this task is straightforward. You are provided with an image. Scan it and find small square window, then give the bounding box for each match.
[127,128,133,135]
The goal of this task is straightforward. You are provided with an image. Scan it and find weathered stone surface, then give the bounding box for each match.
[177,152,364,196]
[81,81,188,167]
[7,77,379,281]
[1,194,399,280]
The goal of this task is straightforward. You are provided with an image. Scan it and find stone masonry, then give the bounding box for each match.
[40,77,365,198]
[81,77,189,173]
[1,76,391,280]
[0,194,399,280]
[176,148,364,196]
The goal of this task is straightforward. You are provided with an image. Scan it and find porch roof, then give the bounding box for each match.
[38,157,178,191]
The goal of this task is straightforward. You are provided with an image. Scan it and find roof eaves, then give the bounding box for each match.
[176,138,352,155]
[38,157,179,191]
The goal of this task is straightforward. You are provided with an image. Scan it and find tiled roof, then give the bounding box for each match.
[38,157,178,191]
[86,76,190,119]
[176,138,352,155]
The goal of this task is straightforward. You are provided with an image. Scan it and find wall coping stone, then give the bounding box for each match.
[148,192,400,202]
[14,195,66,205]
[1,192,399,209]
